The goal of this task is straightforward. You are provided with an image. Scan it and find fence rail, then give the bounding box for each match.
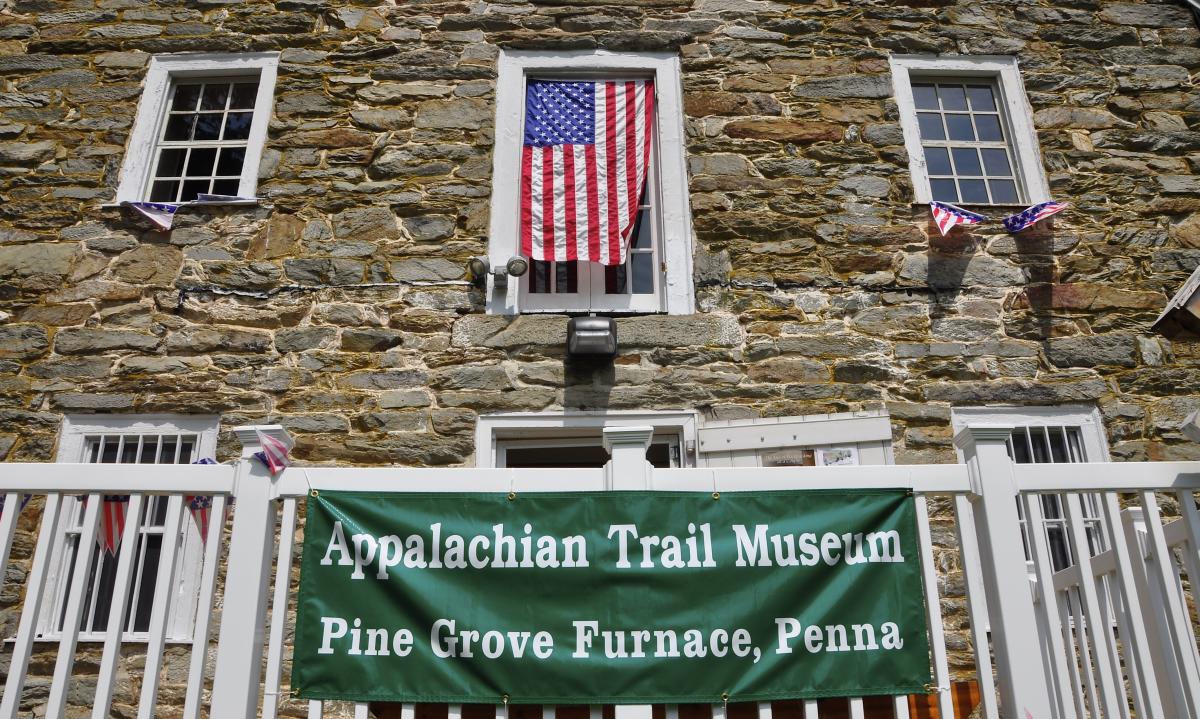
[0,425,1199,719]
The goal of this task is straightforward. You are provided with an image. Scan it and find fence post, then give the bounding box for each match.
[954,426,1054,719]
[210,424,294,719]
[603,426,654,490]
[602,425,654,719]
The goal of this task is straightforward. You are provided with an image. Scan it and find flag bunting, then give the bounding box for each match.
[188,457,219,544]
[98,494,130,556]
[929,201,987,236]
[0,494,32,519]
[125,201,179,231]
[253,429,291,475]
[1002,201,1069,234]
[519,79,655,266]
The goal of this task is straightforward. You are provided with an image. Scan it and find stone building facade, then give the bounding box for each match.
[2,0,1200,715]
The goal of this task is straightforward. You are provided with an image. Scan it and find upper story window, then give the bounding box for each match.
[890,55,1049,207]
[487,50,695,315]
[113,53,279,204]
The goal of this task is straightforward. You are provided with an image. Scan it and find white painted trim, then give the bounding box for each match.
[486,49,695,315]
[39,415,221,643]
[950,405,1109,461]
[889,54,1050,206]
[699,412,892,454]
[474,410,700,468]
[113,52,279,204]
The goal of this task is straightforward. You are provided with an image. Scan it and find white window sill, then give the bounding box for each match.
[13,635,194,645]
[101,199,264,209]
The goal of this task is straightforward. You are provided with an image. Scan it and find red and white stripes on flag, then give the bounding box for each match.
[98,495,129,556]
[254,428,291,475]
[519,80,655,266]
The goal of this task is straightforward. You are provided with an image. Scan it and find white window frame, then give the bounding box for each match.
[889,54,1050,206]
[38,414,220,643]
[486,49,695,316]
[113,52,279,204]
[951,405,1110,572]
[475,410,700,468]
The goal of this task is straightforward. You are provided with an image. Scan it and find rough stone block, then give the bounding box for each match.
[1045,334,1138,368]
[55,328,159,354]
[164,327,272,354]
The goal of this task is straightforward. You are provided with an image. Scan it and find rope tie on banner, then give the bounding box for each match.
[303,469,317,498]
[712,470,720,500]
[507,471,517,501]
[721,692,730,709]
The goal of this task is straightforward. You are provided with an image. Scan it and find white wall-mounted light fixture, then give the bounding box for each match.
[1152,264,1200,338]
[467,256,529,288]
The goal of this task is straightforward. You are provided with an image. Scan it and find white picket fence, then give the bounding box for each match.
[0,424,1198,719]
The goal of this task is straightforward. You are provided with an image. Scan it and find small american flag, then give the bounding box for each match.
[125,201,179,231]
[1003,201,1068,233]
[186,494,214,543]
[189,458,218,543]
[253,429,291,475]
[98,495,129,556]
[520,79,655,266]
[929,201,987,236]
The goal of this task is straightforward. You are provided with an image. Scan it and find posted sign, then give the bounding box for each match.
[292,490,932,704]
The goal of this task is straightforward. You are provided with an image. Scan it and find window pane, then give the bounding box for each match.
[967,85,996,111]
[181,179,210,202]
[223,112,253,141]
[120,437,139,463]
[131,535,163,632]
[230,82,259,110]
[155,149,187,178]
[163,114,194,142]
[951,147,983,176]
[211,179,240,196]
[930,178,958,202]
[912,84,939,110]
[528,260,551,294]
[555,261,578,294]
[937,84,968,111]
[186,147,217,176]
[980,148,1012,175]
[193,115,222,141]
[924,146,952,175]
[171,84,202,111]
[988,179,1019,204]
[917,113,945,141]
[975,114,1003,142]
[149,181,179,203]
[631,253,654,294]
[631,209,652,249]
[216,147,246,176]
[959,179,988,203]
[200,83,229,111]
[605,264,627,294]
[945,114,976,141]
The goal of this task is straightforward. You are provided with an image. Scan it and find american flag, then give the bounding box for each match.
[1003,201,1068,233]
[98,495,129,556]
[186,494,214,543]
[125,201,178,231]
[189,458,218,543]
[929,201,987,236]
[520,79,655,266]
[253,428,291,475]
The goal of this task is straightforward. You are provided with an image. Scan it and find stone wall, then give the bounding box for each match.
[1,0,1200,712]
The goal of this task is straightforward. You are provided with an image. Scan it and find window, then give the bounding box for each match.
[113,53,279,204]
[951,407,1109,571]
[476,411,698,468]
[38,415,219,642]
[486,50,694,315]
[890,55,1049,206]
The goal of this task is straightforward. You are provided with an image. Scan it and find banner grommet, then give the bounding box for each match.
[712,492,720,500]
[507,491,517,501]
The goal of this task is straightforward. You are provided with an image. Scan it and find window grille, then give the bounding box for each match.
[147,80,260,203]
[1008,426,1106,572]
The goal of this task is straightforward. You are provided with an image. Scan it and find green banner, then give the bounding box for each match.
[292,490,932,704]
